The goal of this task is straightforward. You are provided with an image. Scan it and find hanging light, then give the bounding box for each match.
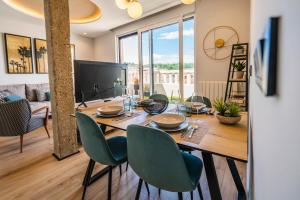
[115,0,130,9]
[181,0,196,4]
[127,1,143,19]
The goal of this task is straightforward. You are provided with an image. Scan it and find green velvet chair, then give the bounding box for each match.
[127,124,203,200]
[75,112,128,200]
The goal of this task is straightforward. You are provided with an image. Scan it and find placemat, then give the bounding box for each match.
[111,112,142,122]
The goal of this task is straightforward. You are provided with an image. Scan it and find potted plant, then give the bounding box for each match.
[233,61,246,79]
[213,98,241,125]
[235,44,245,55]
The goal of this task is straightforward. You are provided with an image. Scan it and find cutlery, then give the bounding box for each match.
[181,125,192,138]
[188,124,198,138]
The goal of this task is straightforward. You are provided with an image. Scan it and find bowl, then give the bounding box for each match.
[216,114,241,125]
[151,113,185,129]
[97,106,123,115]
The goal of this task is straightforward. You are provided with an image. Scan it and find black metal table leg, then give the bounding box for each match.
[202,152,222,200]
[226,158,246,200]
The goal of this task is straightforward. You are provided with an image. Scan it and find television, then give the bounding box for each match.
[74,60,127,105]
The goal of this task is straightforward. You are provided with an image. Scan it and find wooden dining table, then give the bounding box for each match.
[78,103,248,200]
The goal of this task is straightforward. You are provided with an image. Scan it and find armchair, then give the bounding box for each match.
[0,99,50,153]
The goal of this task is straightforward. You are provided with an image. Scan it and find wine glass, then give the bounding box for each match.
[191,92,204,115]
[171,89,182,114]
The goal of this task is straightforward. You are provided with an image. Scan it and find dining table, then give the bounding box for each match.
[77,102,248,200]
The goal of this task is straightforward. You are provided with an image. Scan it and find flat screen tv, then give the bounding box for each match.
[74,60,127,105]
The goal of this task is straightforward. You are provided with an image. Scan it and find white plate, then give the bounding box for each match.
[151,113,185,129]
[96,111,125,118]
[149,121,189,132]
[97,106,123,115]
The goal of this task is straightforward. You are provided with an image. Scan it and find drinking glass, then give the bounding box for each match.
[171,90,182,114]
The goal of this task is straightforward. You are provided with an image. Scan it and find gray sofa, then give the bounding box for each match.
[0,83,51,114]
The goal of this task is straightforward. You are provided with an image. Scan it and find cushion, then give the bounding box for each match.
[0,84,26,99]
[36,89,48,102]
[0,90,12,103]
[45,92,51,101]
[106,136,127,163]
[25,84,49,101]
[4,95,23,102]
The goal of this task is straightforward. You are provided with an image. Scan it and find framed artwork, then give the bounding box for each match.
[4,33,33,74]
[254,17,279,96]
[34,38,48,74]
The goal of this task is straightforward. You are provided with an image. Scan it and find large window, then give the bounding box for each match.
[119,33,139,95]
[118,17,195,99]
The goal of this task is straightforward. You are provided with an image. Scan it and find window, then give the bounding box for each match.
[119,33,139,95]
[183,18,195,98]
[118,17,195,99]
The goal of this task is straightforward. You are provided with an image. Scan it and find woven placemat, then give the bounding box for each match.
[111,112,142,122]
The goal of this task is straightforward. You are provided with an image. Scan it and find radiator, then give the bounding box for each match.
[197,81,227,101]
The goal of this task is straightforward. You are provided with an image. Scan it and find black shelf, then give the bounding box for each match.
[225,43,249,111]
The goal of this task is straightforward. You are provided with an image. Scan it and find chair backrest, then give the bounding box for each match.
[149,94,169,113]
[127,124,193,192]
[75,112,116,166]
[186,96,212,108]
[0,99,31,136]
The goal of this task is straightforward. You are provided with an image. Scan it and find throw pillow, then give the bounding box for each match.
[45,92,51,101]
[36,89,47,102]
[4,95,23,102]
[0,90,12,103]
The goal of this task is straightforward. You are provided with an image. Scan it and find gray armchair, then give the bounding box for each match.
[0,99,50,153]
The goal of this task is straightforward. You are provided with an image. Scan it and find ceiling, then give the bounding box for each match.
[0,0,182,38]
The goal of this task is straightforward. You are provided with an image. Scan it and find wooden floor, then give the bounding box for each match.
[0,121,247,200]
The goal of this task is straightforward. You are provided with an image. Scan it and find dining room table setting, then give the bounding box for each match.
[76,95,248,200]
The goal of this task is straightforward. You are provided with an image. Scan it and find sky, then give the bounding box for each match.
[120,18,194,65]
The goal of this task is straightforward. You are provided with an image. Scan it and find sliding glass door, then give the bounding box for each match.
[118,17,195,99]
[119,33,139,95]
[152,23,179,98]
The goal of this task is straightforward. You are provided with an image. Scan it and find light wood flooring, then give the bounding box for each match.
[0,121,247,200]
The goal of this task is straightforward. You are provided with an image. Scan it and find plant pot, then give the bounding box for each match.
[235,71,244,79]
[216,114,241,125]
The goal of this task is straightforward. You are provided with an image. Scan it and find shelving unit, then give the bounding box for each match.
[224,43,249,111]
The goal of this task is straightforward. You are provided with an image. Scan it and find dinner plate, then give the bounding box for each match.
[97,105,123,115]
[151,113,186,129]
[188,107,209,114]
[96,111,125,118]
[149,121,189,132]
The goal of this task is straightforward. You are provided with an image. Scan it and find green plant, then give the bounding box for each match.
[226,102,241,117]
[213,98,227,116]
[233,61,246,71]
[214,98,241,117]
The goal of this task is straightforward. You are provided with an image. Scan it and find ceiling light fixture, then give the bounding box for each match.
[115,0,143,19]
[181,0,196,5]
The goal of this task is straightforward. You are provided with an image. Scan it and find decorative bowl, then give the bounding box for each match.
[151,113,185,129]
[216,114,241,125]
[97,106,123,115]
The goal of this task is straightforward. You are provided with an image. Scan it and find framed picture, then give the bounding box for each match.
[254,17,279,96]
[4,33,33,74]
[34,38,48,74]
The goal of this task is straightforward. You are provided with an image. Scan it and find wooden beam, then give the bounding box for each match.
[44,0,78,159]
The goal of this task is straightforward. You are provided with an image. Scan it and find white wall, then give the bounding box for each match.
[0,15,94,85]
[94,32,116,62]
[195,0,250,82]
[249,0,300,199]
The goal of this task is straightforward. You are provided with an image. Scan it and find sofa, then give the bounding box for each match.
[0,83,51,114]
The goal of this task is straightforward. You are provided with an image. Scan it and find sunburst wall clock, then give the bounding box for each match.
[203,26,239,60]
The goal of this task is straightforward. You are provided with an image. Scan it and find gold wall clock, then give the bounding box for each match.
[203,26,239,60]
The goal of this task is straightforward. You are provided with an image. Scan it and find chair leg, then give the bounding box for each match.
[197,183,204,200]
[82,159,95,200]
[144,182,150,195]
[108,166,112,200]
[178,192,183,200]
[20,134,23,153]
[190,191,193,200]
[126,161,129,171]
[45,126,50,138]
[119,165,122,176]
[135,178,143,200]
[158,188,161,196]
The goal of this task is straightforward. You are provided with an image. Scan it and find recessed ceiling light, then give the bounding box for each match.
[83,33,88,35]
